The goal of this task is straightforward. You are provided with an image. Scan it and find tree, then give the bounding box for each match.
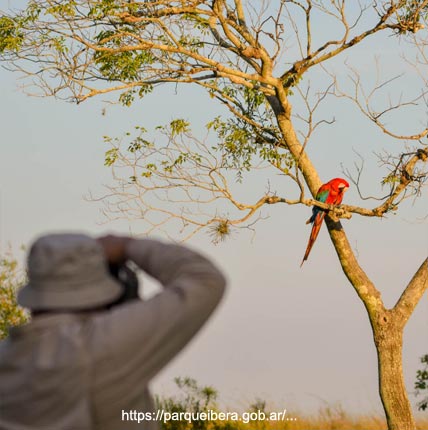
[1,1,427,429]
[0,250,29,340]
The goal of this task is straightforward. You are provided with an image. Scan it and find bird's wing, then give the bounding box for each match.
[316,185,330,203]
[306,184,330,224]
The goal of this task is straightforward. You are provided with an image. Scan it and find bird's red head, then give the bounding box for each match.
[329,177,350,192]
[327,177,349,205]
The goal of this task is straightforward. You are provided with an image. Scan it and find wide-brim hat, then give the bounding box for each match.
[18,233,123,310]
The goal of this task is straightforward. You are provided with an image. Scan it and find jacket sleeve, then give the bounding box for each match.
[91,239,227,388]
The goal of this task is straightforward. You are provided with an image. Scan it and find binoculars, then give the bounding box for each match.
[108,263,140,306]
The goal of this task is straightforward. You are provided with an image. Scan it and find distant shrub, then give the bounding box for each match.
[415,354,428,411]
[0,249,29,340]
[154,377,236,430]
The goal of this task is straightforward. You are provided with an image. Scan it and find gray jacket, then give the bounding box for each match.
[0,239,226,430]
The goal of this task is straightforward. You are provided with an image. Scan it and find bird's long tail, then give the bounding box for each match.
[300,212,326,267]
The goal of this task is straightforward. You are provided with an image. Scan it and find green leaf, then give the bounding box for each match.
[0,17,24,53]
[104,148,119,166]
[170,119,190,136]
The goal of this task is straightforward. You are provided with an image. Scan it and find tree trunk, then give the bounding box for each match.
[272,94,428,430]
[374,322,415,430]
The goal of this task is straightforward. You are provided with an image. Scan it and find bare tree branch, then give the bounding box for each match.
[393,258,428,325]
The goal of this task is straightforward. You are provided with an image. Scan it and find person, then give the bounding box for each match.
[0,233,226,430]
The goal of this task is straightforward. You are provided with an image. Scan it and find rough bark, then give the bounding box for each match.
[374,322,415,430]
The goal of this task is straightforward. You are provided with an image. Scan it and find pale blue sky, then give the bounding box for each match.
[1,5,428,417]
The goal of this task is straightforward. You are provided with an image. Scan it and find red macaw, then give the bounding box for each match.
[301,178,350,266]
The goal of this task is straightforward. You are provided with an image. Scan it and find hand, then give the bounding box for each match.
[96,234,132,265]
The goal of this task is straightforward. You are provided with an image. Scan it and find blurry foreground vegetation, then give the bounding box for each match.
[156,378,428,430]
[415,354,428,412]
[0,249,29,339]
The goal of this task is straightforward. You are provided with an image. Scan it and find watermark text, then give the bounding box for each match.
[122,409,297,424]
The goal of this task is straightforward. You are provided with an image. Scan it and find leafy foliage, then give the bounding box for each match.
[94,27,155,82]
[415,355,428,411]
[0,251,29,340]
[0,16,24,52]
